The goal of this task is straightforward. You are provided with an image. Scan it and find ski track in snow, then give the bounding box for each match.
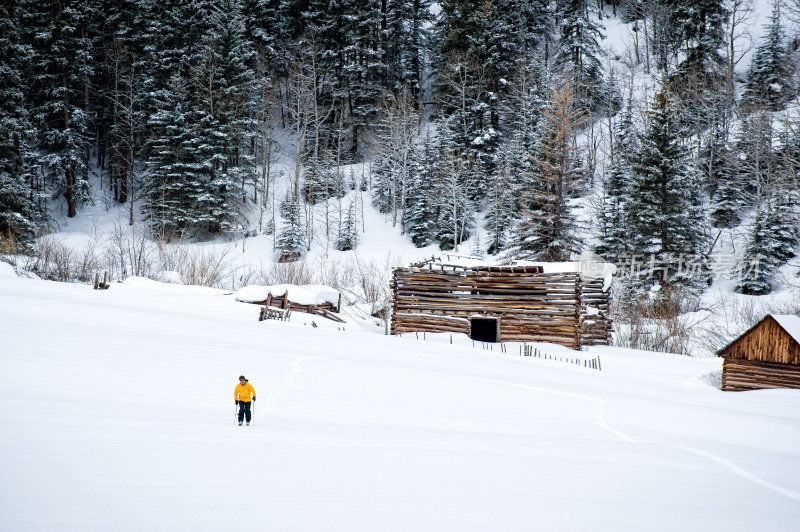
[270,349,800,503]
[258,356,305,417]
[590,386,800,503]
[592,399,637,443]
[677,446,800,502]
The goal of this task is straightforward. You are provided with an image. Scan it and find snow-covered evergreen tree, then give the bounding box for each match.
[664,0,729,134]
[335,200,359,251]
[19,0,94,218]
[728,112,776,220]
[141,74,193,239]
[484,145,517,254]
[96,0,142,210]
[508,0,553,54]
[276,196,306,260]
[595,103,638,262]
[403,129,437,247]
[595,100,638,262]
[434,0,548,196]
[341,0,383,154]
[192,1,257,230]
[142,0,256,238]
[742,0,795,111]
[431,122,474,250]
[736,191,800,295]
[626,90,709,291]
[735,110,799,294]
[666,0,728,71]
[382,0,433,106]
[594,163,631,262]
[504,86,586,262]
[552,0,607,113]
[0,1,38,244]
[241,0,285,74]
[504,55,549,174]
[709,152,742,228]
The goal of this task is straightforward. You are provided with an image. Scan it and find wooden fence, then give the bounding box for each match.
[404,331,603,371]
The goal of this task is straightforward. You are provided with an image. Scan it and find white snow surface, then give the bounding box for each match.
[0,261,16,277]
[234,283,341,306]
[2,274,799,531]
[773,314,800,345]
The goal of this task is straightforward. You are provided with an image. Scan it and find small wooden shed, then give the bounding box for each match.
[234,284,343,318]
[717,314,800,391]
[390,259,613,349]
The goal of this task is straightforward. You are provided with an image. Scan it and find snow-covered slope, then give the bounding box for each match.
[1,271,798,531]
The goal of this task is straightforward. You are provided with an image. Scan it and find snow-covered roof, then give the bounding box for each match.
[772,314,800,344]
[234,284,340,307]
[718,313,800,357]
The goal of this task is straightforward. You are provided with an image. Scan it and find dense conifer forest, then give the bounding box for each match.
[1,0,799,299]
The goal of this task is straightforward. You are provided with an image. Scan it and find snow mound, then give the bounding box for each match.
[234,283,340,306]
[0,262,17,277]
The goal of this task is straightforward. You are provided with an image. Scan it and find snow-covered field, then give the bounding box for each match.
[1,265,799,531]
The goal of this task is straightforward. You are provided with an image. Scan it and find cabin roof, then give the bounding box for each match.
[717,314,800,357]
[408,254,616,291]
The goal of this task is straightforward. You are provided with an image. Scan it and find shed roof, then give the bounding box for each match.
[717,314,800,357]
[234,284,340,307]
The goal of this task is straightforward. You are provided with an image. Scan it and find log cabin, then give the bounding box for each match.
[390,259,613,349]
[717,314,800,391]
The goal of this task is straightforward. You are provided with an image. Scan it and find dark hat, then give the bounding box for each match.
[239,375,246,380]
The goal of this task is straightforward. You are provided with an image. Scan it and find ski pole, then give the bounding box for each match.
[251,400,255,426]
[234,402,238,424]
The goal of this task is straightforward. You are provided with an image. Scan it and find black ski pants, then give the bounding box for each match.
[238,400,252,422]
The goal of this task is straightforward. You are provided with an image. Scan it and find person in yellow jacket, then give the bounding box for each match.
[234,375,256,426]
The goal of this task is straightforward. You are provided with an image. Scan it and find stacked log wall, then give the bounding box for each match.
[391,267,612,349]
[580,278,612,346]
[721,358,800,391]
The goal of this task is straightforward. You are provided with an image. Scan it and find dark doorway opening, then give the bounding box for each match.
[470,318,499,342]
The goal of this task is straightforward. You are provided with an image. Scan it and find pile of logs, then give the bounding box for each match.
[390,264,612,349]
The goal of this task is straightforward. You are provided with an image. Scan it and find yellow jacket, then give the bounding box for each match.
[234,381,256,402]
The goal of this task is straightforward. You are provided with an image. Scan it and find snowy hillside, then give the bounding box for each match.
[3,2,800,528]
[1,266,799,531]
